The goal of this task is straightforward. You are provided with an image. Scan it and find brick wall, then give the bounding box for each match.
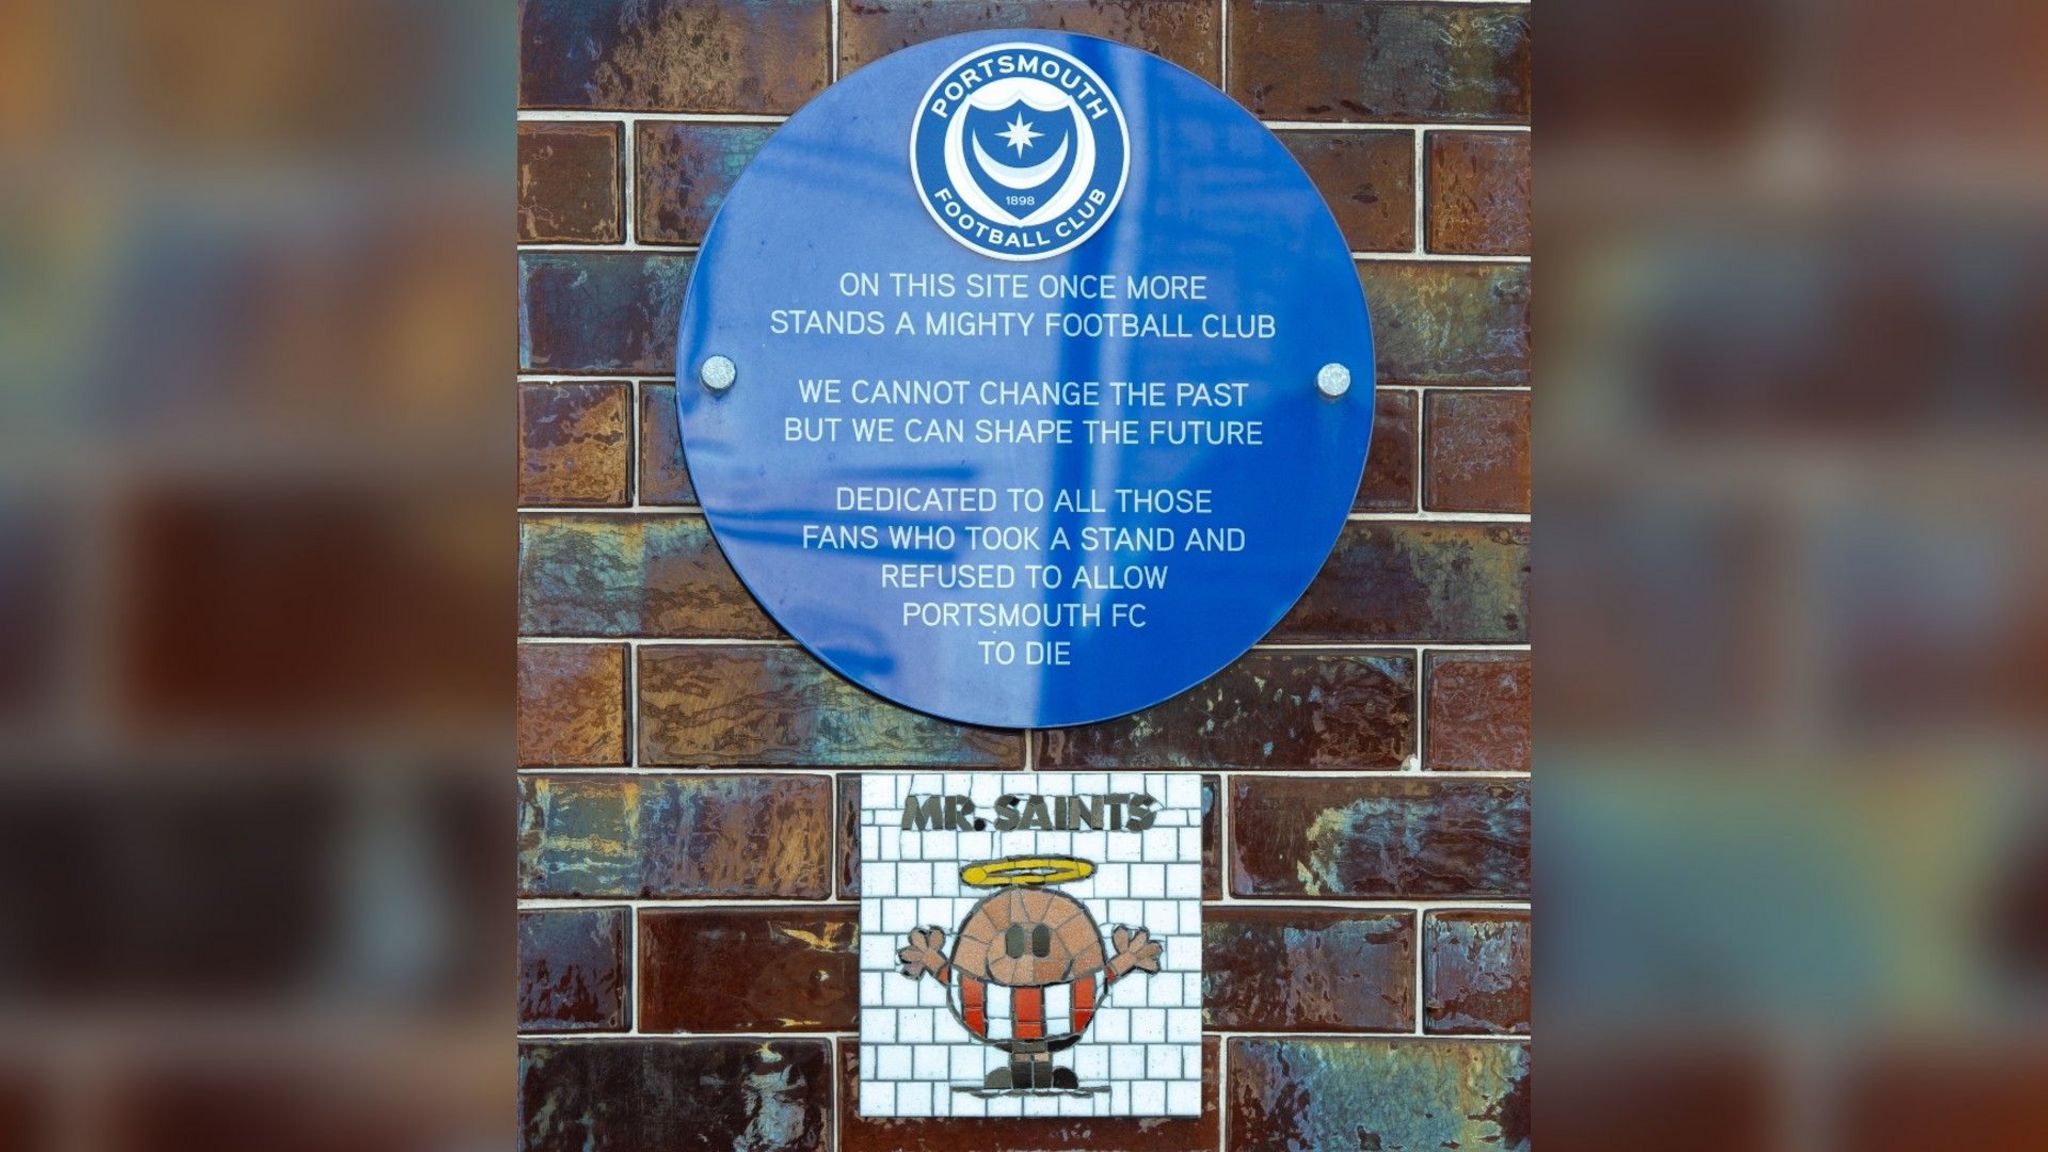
[516,2,1530,1149]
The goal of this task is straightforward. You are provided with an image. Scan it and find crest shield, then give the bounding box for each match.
[960,101,1079,221]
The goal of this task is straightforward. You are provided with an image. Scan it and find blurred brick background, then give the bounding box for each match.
[516,2,1530,1149]
[1,0,513,1147]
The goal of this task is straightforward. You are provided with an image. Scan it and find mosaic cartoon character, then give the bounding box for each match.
[897,855,1163,1094]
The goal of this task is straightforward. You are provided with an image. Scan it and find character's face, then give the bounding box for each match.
[950,887,1106,987]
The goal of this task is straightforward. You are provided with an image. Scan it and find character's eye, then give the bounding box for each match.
[1005,925,1026,958]
[1032,924,1052,957]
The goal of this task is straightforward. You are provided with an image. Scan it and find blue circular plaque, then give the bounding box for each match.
[676,31,1373,728]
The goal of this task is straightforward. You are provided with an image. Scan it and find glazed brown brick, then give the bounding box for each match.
[520,252,691,374]
[0,774,359,1003]
[837,773,860,897]
[518,514,777,638]
[1205,908,1414,1031]
[637,382,697,504]
[1037,650,1414,770]
[1229,2,1531,123]
[519,774,833,898]
[640,907,857,1031]
[1278,130,1415,252]
[519,907,629,1031]
[520,1039,830,1150]
[638,645,1021,766]
[635,121,772,245]
[1840,1045,2048,1152]
[1228,1037,1529,1151]
[840,1037,1219,1151]
[517,644,627,766]
[1546,1040,1788,1151]
[518,122,623,243]
[1424,910,1530,1034]
[841,0,1220,84]
[518,382,631,506]
[0,1065,48,1152]
[0,506,59,726]
[1274,521,1529,644]
[1230,776,1529,898]
[119,489,503,726]
[1427,130,1531,255]
[1359,261,1530,387]
[519,0,831,113]
[1425,652,1531,772]
[1425,389,1531,513]
[1356,389,1418,512]
[104,1062,473,1152]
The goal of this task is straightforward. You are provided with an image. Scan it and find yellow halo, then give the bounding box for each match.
[960,855,1095,888]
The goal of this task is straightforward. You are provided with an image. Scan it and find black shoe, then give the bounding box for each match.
[1051,1066,1079,1089]
[983,1066,1013,1090]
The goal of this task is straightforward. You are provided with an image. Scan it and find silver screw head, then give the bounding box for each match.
[700,354,737,392]
[1316,362,1351,398]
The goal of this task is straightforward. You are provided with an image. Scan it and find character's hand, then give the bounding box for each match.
[898,926,947,980]
[1108,925,1163,977]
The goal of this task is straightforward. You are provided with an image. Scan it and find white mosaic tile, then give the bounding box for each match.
[858,770,1203,1118]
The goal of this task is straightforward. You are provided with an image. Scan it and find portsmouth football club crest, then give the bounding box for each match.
[910,42,1129,261]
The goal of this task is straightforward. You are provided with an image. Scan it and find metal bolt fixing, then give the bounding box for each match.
[1317,362,1351,397]
[701,354,737,392]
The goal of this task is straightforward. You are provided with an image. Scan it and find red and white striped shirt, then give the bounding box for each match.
[930,965,1119,1044]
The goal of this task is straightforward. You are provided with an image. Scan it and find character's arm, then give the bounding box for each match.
[1105,925,1163,982]
[897,926,951,983]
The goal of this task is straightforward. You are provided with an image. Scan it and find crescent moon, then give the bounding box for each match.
[969,132,1072,190]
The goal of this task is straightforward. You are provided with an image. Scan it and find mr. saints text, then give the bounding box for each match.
[901,792,1159,832]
